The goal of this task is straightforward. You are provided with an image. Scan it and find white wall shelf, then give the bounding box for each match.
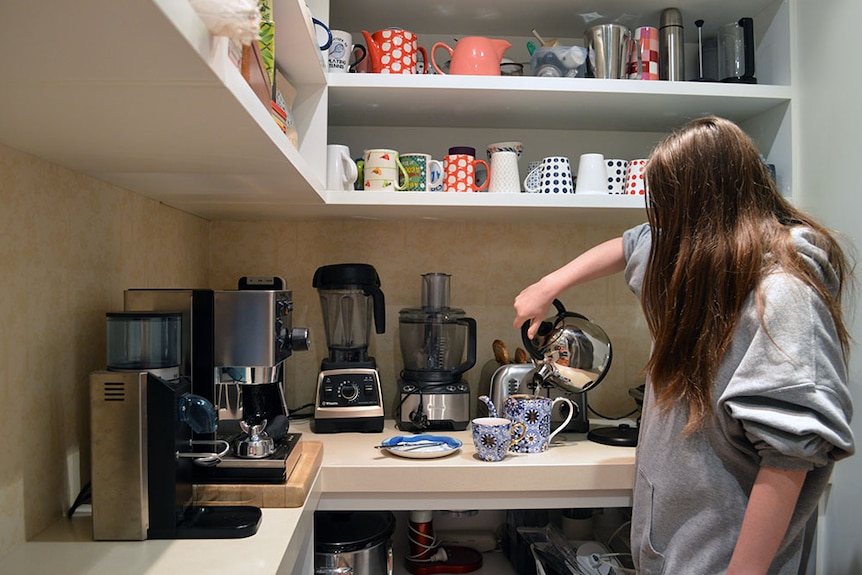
[328,74,791,131]
[0,0,792,223]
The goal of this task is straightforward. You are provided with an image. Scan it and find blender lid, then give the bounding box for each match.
[313,263,381,289]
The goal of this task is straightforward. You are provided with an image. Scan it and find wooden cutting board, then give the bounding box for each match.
[193,440,322,508]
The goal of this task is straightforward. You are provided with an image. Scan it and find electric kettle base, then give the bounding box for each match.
[587,423,639,447]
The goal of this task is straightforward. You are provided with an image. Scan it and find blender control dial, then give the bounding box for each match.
[339,382,360,402]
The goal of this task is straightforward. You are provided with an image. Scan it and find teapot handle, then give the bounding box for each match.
[520,298,586,359]
[431,42,453,75]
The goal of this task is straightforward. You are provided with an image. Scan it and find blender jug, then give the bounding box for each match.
[313,263,385,365]
[399,273,476,382]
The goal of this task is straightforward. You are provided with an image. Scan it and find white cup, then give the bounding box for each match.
[488,151,521,193]
[523,156,574,194]
[626,158,648,196]
[575,153,607,194]
[326,144,357,191]
[400,153,444,191]
[363,148,408,190]
[328,30,366,73]
[605,159,630,194]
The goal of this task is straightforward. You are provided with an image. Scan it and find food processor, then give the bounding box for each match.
[398,273,476,432]
[312,263,386,433]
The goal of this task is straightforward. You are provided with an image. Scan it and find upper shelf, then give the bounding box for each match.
[0,0,791,223]
[328,74,791,131]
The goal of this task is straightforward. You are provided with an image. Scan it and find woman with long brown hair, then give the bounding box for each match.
[513,116,855,574]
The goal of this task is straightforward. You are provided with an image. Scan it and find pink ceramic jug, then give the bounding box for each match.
[361,28,427,74]
[431,36,511,76]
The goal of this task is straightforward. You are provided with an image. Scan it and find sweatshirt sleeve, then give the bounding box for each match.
[718,272,855,470]
[623,223,651,298]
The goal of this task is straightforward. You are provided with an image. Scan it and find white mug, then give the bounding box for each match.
[328,30,366,73]
[575,153,607,194]
[524,156,574,194]
[488,151,521,193]
[605,159,630,194]
[326,144,357,191]
[363,148,408,190]
[626,158,648,196]
[400,153,444,191]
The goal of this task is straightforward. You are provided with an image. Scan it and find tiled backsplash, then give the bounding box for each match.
[207,220,650,424]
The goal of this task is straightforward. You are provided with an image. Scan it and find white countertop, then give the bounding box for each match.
[1,419,634,574]
[303,419,635,511]
[0,505,317,575]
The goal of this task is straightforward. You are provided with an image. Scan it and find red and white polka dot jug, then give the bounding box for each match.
[361,28,427,74]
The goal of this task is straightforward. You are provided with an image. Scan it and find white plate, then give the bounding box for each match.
[379,435,462,459]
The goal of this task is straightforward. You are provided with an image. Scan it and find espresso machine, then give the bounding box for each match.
[123,283,310,483]
[91,311,261,540]
[398,273,476,432]
[312,263,386,433]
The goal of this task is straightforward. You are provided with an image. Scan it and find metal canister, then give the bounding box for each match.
[659,8,685,81]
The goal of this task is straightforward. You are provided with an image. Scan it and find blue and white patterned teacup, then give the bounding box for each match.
[502,394,574,453]
[471,417,526,462]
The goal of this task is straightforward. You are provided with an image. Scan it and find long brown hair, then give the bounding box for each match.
[642,116,850,432]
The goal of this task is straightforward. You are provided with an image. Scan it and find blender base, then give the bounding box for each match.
[405,546,483,574]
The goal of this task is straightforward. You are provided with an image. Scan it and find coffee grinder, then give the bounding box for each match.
[398,273,476,432]
[312,263,386,433]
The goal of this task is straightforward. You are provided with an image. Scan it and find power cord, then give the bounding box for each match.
[67,482,91,518]
[286,402,314,420]
[588,405,640,421]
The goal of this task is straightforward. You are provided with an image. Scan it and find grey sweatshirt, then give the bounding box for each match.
[623,223,855,575]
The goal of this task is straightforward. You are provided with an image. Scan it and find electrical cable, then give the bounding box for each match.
[597,553,636,574]
[604,520,632,551]
[285,402,314,420]
[67,482,91,518]
[587,404,639,420]
[406,520,448,563]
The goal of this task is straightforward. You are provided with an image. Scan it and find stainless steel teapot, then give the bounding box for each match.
[520,299,612,394]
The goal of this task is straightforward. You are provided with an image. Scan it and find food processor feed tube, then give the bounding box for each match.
[398,273,476,432]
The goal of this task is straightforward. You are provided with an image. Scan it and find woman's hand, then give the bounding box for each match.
[513,278,558,339]
[512,237,627,339]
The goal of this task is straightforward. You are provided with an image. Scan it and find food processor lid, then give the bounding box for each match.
[312,263,381,289]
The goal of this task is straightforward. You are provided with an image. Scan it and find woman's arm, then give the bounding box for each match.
[726,466,808,575]
[513,237,626,338]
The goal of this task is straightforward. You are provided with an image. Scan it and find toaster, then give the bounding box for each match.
[483,363,589,433]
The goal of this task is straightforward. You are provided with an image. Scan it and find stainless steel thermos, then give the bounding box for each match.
[659,8,685,81]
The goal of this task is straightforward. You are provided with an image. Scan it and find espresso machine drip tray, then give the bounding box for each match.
[193,432,301,483]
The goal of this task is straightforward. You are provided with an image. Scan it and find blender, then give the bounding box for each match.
[312,263,386,433]
[398,273,476,432]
